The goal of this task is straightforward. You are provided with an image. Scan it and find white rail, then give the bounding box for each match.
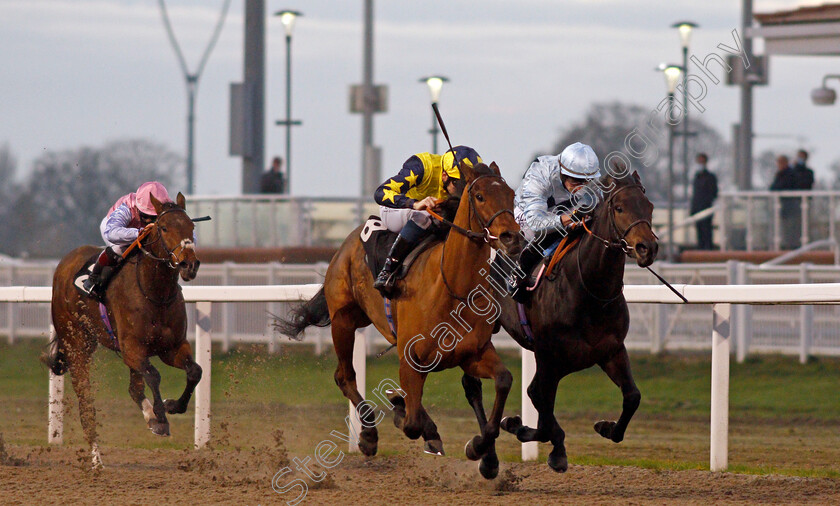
[14,283,840,472]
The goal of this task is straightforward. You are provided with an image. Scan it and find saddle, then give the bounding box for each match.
[489,227,584,296]
[360,216,442,284]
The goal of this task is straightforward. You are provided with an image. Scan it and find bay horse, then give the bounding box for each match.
[45,193,201,468]
[493,171,658,472]
[277,161,522,479]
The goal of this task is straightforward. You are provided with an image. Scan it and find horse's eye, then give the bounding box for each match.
[475,193,485,202]
[160,226,168,232]
[615,206,623,213]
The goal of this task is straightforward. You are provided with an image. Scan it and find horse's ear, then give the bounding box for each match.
[631,170,642,184]
[489,161,501,177]
[176,192,186,210]
[459,160,476,183]
[150,194,165,215]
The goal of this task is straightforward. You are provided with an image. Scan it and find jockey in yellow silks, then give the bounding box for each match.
[372,145,482,293]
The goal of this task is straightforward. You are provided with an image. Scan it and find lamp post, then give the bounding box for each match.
[275,9,302,194]
[419,76,448,153]
[659,63,683,262]
[672,21,698,203]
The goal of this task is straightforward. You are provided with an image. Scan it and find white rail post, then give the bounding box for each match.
[710,303,731,472]
[47,325,64,445]
[221,263,232,353]
[194,301,212,449]
[800,263,813,364]
[735,262,749,363]
[348,331,367,453]
[521,348,538,461]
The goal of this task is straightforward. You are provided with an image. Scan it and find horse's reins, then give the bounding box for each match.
[579,183,688,304]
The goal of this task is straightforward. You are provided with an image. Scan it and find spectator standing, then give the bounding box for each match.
[689,153,718,250]
[791,149,815,190]
[260,156,286,194]
[769,154,800,249]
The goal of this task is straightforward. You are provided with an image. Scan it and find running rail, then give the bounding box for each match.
[8,283,838,472]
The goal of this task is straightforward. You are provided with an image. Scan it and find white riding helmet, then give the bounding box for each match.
[559,142,600,180]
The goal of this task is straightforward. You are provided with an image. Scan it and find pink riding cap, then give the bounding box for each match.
[108,182,173,222]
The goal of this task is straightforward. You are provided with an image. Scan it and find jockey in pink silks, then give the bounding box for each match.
[80,182,173,300]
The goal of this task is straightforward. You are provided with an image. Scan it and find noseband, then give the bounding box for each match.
[138,207,195,269]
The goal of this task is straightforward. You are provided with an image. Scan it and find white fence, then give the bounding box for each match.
[6,260,840,361]
[6,282,840,472]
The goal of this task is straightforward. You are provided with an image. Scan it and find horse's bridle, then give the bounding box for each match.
[436,173,516,301]
[138,207,196,270]
[431,174,515,244]
[573,183,651,305]
[583,183,651,254]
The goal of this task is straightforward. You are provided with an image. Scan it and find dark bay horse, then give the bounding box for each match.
[45,194,201,468]
[493,171,658,472]
[278,161,522,479]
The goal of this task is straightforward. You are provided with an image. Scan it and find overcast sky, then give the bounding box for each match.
[1,0,836,197]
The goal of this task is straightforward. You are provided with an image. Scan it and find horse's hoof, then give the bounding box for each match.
[149,421,170,437]
[500,416,522,434]
[594,420,622,442]
[464,435,484,461]
[163,398,184,415]
[547,450,568,473]
[478,453,500,480]
[423,439,444,456]
[359,429,378,457]
[392,410,405,430]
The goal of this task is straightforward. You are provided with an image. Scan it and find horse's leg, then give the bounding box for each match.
[128,368,156,427]
[331,309,378,456]
[501,359,568,472]
[159,341,202,415]
[66,346,102,468]
[594,346,641,443]
[461,345,512,480]
[397,359,431,442]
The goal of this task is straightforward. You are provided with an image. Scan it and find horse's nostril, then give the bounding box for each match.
[179,261,188,269]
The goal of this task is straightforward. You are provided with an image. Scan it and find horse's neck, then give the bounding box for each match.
[135,248,178,290]
[439,193,488,297]
[577,209,625,294]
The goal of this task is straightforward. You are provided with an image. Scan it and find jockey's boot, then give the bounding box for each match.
[509,247,542,304]
[81,248,121,302]
[373,235,415,296]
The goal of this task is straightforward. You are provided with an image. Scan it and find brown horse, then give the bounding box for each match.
[493,171,658,472]
[45,194,201,468]
[277,161,522,479]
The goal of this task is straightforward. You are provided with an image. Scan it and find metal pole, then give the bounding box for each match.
[667,92,676,262]
[682,46,690,203]
[738,0,754,190]
[242,0,265,194]
[361,0,375,196]
[285,33,292,193]
[187,76,197,194]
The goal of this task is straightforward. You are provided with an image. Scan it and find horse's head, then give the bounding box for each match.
[595,170,658,267]
[458,160,522,258]
[149,193,201,281]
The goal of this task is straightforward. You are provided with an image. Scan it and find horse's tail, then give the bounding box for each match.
[40,336,68,376]
[274,286,330,341]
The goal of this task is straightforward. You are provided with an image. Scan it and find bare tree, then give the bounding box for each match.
[541,101,730,202]
[2,139,184,258]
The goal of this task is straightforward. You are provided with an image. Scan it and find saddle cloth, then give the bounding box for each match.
[360,216,441,283]
[72,251,104,297]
